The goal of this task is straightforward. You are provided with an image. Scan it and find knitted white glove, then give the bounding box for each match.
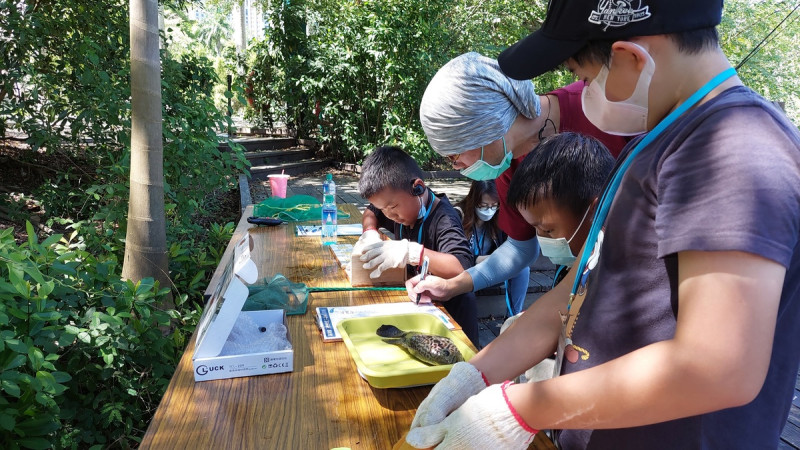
[410,362,488,430]
[406,381,537,450]
[353,229,382,255]
[360,239,423,278]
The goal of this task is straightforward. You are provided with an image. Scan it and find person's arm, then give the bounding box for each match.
[505,250,784,431]
[469,260,575,381]
[425,248,471,279]
[466,236,539,291]
[405,236,540,303]
[361,206,380,232]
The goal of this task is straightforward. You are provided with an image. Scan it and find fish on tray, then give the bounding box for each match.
[376,324,464,366]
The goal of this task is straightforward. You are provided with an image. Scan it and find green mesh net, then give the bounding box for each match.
[243,274,309,315]
[253,194,351,222]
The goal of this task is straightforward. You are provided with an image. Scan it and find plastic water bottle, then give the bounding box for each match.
[321,173,337,245]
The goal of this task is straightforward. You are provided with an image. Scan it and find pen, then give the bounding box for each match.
[415,256,430,305]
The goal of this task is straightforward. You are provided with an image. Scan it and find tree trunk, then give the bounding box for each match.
[239,1,247,51]
[123,0,171,303]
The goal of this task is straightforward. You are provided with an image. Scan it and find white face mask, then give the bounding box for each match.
[537,206,591,267]
[581,42,655,136]
[475,206,497,222]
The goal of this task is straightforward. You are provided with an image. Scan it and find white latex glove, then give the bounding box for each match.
[410,362,487,430]
[359,239,423,278]
[353,229,382,255]
[406,381,537,450]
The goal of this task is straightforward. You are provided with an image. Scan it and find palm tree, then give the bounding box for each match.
[123,0,170,302]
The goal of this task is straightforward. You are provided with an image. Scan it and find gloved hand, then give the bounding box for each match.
[353,229,382,255]
[360,239,423,278]
[410,362,488,430]
[406,381,537,450]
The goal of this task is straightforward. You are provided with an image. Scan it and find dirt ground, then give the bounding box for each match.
[0,137,240,243]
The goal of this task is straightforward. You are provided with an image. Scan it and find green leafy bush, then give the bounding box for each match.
[0,221,222,449]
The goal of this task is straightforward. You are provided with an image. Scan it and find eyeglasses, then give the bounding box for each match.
[477,203,499,209]
[446,153,462,164]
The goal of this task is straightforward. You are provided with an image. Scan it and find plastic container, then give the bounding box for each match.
[321,173,337,245]
[336,313,476,388]
[268,173,290,198]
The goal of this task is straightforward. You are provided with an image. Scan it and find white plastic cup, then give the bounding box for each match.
[268,174,290,198]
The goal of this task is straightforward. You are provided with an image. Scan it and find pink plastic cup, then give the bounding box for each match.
[268,174,290,198]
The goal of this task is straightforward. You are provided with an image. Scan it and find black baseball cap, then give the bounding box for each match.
[498,0,723,80]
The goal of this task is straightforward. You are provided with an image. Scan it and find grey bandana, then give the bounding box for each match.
[420,52,540,156]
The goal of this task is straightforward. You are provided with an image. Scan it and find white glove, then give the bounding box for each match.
[410,362,487,430]
[406,381,537,450]
[359,239,423,278]
[353,229,382,255]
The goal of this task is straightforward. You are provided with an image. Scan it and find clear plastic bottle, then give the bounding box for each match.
[321,173,337,245]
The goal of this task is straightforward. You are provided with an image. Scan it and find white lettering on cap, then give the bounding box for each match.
[588,0,652,31]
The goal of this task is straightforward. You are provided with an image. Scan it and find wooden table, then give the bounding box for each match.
[140,204,473,449]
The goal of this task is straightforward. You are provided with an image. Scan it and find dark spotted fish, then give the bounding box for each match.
[376,324,463,365]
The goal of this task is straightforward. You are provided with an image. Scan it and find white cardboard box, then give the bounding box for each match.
[192,233,294,382]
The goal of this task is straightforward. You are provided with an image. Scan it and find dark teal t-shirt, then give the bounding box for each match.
[560,86,800,449]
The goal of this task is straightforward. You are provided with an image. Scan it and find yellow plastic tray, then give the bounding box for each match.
[337,313,476,389]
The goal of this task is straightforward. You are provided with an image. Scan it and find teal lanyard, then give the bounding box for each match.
[399,189,434,244]
[569,68,737,307]
[473,226,487,256]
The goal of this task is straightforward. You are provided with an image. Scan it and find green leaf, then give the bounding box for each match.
[37,280,55,298]
[17,436,52,450]
[51,371,72,383]
[77,331,91,344]
[5,339,28,354]
[31,311,60,322]
[28,347,44,371]
[2,380,21,397]
[0,413,15,431]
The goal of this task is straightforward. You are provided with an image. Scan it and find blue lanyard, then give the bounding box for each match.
[473,226,487,256]
[399,189,434,244]
[569,68,737,306]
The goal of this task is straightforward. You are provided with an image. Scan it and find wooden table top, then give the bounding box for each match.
[140,203,474,449]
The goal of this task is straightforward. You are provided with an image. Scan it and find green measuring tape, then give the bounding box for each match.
[307,286,407,292]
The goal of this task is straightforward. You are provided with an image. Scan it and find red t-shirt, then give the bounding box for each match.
[497,81,630,240]
[549,81,628,158]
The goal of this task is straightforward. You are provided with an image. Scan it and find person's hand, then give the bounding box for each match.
[409,362,488,430]
[405,274,454,302]
[360,239,423,278]
[406,381,537,450]
[353,229,382,255]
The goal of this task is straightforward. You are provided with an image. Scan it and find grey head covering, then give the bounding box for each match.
[420,52,540,156]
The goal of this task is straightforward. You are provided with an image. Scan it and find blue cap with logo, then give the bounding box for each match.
[498,0,724,80]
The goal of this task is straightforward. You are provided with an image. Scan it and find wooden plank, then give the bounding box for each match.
[781,420,800,449]
[789,404,800,428]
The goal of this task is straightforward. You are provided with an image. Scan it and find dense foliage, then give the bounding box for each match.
[238,0,798,168]
[1,0,244,448]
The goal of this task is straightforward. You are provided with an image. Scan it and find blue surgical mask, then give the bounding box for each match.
[460,137,512,181]
[475,206,497,222]
[537,206,591,267]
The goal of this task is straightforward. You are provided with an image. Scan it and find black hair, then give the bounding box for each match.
[358,145,425,199]
[456,180,501,242]
[507,132,614,218]
[572,27,720,67]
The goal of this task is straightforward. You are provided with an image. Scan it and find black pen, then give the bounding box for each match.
[415,256,430,305]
